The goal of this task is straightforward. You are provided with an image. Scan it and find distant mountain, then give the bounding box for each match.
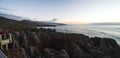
[0,16,19,26]
[20,20,65,27]
[90,22,120,25]
[33,21,65,26]
[0,13,65,26]
[0,13,24,21]
[0,16,65,27]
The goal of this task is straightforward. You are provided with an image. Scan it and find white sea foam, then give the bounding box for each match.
[39,25,120,44]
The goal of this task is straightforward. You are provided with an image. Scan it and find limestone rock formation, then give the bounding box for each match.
[5,28,120,58]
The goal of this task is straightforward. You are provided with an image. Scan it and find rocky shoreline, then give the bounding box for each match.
[3,28,120,58]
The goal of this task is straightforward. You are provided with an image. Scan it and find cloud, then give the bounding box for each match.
[51,18,58,21]
[0,7,15,11]
[47,18,59,22]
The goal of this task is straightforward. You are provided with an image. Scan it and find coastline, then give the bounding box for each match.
[3,28,120,58]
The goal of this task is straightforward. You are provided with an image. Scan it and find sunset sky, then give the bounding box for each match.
[0,0,120,24]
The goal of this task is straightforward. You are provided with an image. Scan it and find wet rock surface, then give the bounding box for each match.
[4,28,120,58]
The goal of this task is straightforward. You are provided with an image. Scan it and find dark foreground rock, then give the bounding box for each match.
[43,48,69,58]
[4,28,120,58]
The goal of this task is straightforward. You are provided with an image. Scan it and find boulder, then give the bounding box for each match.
[19,31,28,48]
[43,48,56,58]
[27,46,42,58]
[71,43,83,58]
[55,49,69,58]
[91,37,119,49]
[12,31,20,48]
[88,49,111,58]
[65,43,83,58]
[80,53,93,58]
[103,47,120,58]
[31,32,41,45]
[43,48,69,58]
[13,39,20,48]
[19,48,27,58]
[6,48,27,58]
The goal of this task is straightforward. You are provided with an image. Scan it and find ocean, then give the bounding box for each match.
[39,25,120,44]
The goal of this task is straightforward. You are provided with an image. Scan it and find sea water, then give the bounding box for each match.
[39,25,120,44]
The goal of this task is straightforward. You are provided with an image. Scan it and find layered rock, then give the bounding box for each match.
[4,28,120,58]
[5,48,27,58]
[43,48,69,58]
[91,37,119,49]
[27,46,42,58]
